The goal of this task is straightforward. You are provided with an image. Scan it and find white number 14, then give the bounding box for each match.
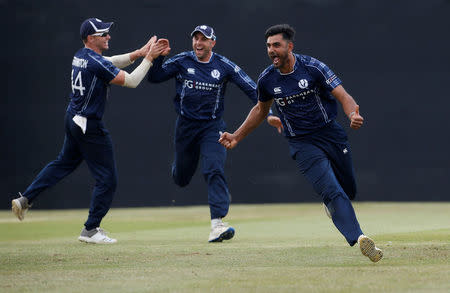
[71,69,86,96]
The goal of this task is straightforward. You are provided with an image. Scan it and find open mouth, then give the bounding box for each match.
[271,55,280,66]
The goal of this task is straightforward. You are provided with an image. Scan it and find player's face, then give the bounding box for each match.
[266,34,292,69]
[192,32,216,62]
[92,33,111,52]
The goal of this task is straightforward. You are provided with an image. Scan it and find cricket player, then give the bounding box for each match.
[219,24,383,262]
[147,25,282,242]
[11,18,169,244]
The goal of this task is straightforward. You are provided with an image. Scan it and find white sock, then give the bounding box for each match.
[211,218,222,228]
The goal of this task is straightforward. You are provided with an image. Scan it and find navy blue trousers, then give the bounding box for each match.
[172,115,229,219]
[289,121,363,246]
[23,113,117,230]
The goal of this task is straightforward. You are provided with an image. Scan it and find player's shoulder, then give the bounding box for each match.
[295,53,316,67]
[215,53,234,66]
[297,53,327,69]
[257,64,276,84]
[166,51,192,64]
[73,48,109,70]
[215,53,243,72]
[85,49,111,67]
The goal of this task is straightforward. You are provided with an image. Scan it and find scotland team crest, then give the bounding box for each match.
[298,79,308,89]
[211,69,220,80]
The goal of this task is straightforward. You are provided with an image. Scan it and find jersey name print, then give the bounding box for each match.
[67,48,120,120]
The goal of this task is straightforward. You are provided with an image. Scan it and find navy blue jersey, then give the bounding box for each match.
[258,54,342,136]
[67,48,120,120]
[148,51,257,120]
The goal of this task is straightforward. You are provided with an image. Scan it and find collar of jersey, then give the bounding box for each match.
[193,51,214,64]
[84,47,102,56]
[278,54,297,76]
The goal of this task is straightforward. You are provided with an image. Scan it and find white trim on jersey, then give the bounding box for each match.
[164,52,190,67]
[219,56,256,90]
[211,84,222,119]
[88,53,118,76]
[305,63,329,84]
[81,76,97,113]
[179,74,186,115]
[277,107,295,136]
[314,92,330,123]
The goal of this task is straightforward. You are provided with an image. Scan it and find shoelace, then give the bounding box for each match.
[216,222,229,228]
[96,228,108,236]
[18,192,32,208]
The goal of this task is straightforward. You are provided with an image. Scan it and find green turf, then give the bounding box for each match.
[1,203,449,292]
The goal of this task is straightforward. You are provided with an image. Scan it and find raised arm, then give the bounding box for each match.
[331,85,364,129]
[104,36,159,68]
[219,100,273,149]
[110,37,169,88]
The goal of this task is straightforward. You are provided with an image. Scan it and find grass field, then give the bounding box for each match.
[1,202,449,292]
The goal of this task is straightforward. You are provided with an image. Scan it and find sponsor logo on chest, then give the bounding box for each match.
[184,79,220,90]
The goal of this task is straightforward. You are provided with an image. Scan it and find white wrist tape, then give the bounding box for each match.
[104,53,134,69]
[123,58,152,88]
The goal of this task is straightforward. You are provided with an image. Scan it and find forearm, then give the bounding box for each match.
[104,53,134,69]
[122,58,153,88]
[341,94,358,119]
[332,85,358,119]
[234,101,271,142]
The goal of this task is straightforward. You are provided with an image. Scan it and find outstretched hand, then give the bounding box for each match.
[350,105,364,129]
[156,38,171,56]
[147,37,170,60]
[267,116,283,134]
[138,36,157,57]
[219,132,238,150]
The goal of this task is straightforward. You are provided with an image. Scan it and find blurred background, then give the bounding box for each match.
[2,0,450,209]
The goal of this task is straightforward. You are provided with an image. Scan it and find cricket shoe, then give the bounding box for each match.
[78,227,117,244]
[358,235,383,262]
[11,193,31,221]
[208,222,235,243]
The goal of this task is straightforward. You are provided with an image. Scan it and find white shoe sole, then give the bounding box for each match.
[78,236,117,244]
[208,227,235,242]
[359,235,383,262]
[11,199,24,221]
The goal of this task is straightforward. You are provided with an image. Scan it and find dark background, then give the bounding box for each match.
[2,0,450,209]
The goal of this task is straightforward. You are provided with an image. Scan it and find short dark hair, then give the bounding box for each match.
[264,24,296,42]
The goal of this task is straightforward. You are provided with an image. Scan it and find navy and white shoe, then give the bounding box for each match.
[208,222,235,242]
[78,227,117,244]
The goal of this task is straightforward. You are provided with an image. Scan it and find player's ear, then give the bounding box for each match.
[211,40,216,48]
[288,41,294,52]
